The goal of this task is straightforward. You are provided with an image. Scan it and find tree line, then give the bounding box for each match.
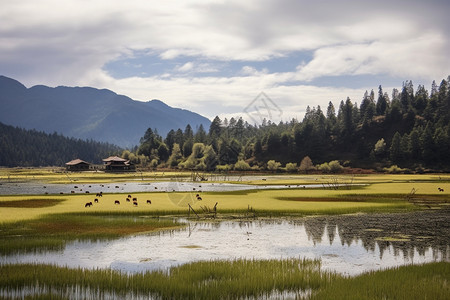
[0,122,121,167]
[132,77,450,172]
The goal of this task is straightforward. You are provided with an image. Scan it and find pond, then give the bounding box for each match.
[2,210,448,277]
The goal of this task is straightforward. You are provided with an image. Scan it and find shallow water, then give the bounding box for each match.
[2,210,448,277]
[0,180,334,195]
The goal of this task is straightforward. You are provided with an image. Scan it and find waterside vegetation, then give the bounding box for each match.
[0,260,448,300]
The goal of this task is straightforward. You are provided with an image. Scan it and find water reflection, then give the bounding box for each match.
[1,210,448,276]
[301,210,450,261]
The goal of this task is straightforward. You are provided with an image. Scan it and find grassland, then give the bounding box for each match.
[0,260,448,299]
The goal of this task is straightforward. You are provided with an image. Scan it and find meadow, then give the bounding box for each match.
[0,169,449,299]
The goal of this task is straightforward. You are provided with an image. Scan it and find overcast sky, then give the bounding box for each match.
[1,0,449,123]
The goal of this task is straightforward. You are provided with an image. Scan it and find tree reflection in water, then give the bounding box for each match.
[302,208,450,261]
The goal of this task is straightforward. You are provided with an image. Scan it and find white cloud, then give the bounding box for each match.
[176,62,194,72]
[0,0,449,121]
[296,32,448,82]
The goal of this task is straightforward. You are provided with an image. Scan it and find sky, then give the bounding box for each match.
[1,0,449,124]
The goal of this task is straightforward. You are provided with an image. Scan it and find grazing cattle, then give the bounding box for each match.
[132,197,137,202]
[197,196,202,201]
[438,187,444,192]
[146,200,152,204]
[126,198,131,202]
[128,194,132,198]
[94,198,99,203]
[196,194,199,197]
[85,191,90,193]
[96,192,103,197]
[71,191,75,194]
[133,201,138,206]
[114,200,120,205]
[85,202,92,207]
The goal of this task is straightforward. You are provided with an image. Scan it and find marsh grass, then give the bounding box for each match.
[0,258,335,299]
[310,262,450,300]
[1,261,447,299]
[0,213,183,255]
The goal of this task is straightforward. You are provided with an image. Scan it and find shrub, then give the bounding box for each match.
[328,160,343,173]
[383,165,407,174]
[317,162,331,173]
[234,160,251,171]
[267,160,281,171]
[285,162,298,172]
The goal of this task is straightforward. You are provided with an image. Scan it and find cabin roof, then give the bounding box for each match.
[102,156,127,162]
[65,159,90,166]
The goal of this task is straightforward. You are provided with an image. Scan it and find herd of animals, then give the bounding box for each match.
[84,192,153,208]
[85,192,203,208]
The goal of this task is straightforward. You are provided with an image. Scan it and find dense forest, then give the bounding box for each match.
[133,77,450,172]
[0,122,121,167]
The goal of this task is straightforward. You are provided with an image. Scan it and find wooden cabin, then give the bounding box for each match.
[102,156,135,172]
[65,159,91,171]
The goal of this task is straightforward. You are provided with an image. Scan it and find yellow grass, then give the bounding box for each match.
[0,188,419,223]
[1,171,448,223]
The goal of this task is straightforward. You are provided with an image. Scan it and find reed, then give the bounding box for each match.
[0,258,336,299]
[1,261,447,299]
[310,262,450,300]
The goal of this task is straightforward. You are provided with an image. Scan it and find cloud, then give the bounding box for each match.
[0,0,449,122]
[296,32,448,82]
[176,62,194,72]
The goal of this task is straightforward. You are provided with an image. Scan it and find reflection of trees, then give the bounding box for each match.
[303,217,327,245]
[302,209,450,261]
[326,223,337,245]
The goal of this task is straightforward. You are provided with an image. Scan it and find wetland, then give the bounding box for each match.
[0,170,449,299]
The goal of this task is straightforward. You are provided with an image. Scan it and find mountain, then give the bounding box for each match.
[0,76,211,147]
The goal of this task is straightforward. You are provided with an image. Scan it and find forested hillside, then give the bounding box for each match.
[0,122,121,167]
[134,77,450,172]
[0,76,211,148]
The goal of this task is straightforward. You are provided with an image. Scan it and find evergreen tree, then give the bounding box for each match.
[376,85,388,115]
[389,132,402,163]
[194,124,207,143]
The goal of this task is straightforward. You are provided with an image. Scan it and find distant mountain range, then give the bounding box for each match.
[0,76,211,147]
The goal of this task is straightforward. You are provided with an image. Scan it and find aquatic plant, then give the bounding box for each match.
[0,258,335,299]
[1,261,447,299]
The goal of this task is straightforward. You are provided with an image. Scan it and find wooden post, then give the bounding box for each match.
[188,204,200,219]
[213,202,218,219]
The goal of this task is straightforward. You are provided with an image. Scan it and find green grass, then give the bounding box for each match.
[310,262,450,300]
[0,259,332,299]
[0,213,183,255]
[0,261,448,300]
